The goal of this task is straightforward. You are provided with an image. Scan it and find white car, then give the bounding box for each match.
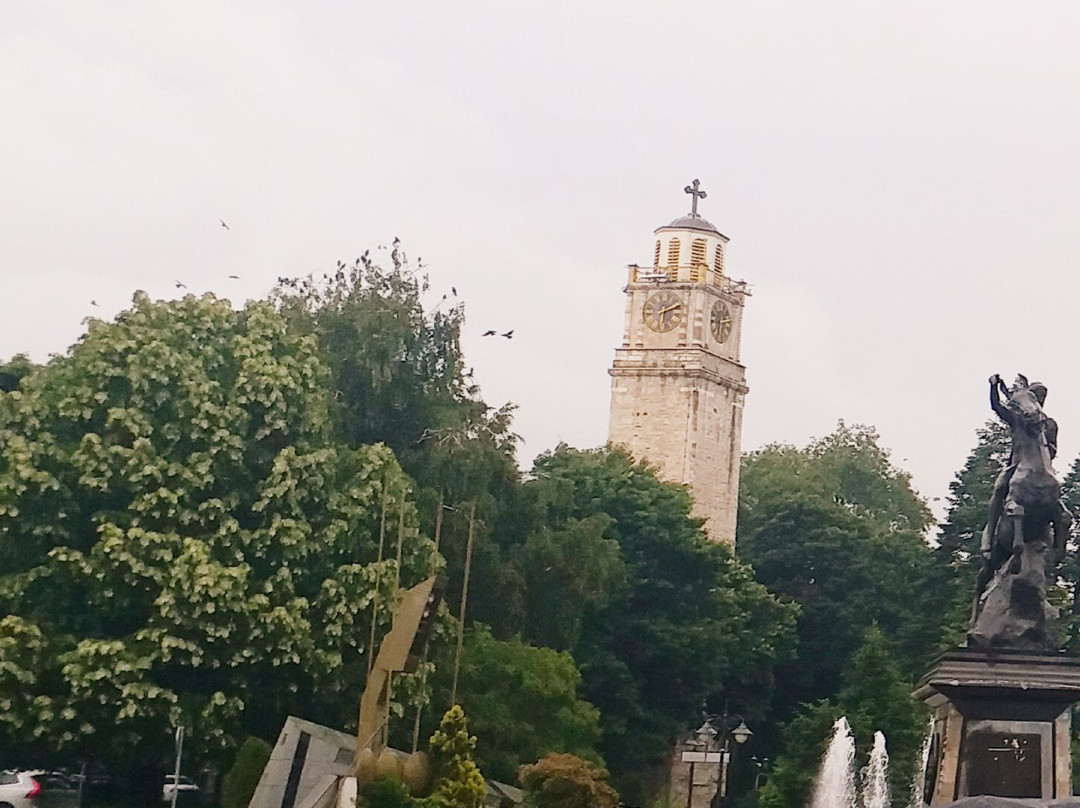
[0,771,42,808]
[162,775,200,803]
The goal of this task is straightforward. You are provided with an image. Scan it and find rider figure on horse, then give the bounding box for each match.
[971,374,1071,627]
[978,374,1057,562]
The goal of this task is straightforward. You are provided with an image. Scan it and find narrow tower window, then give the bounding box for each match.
[666,239,680,268]
[691,238,707,266]
[714,243,725,274]
[654,239,662,267]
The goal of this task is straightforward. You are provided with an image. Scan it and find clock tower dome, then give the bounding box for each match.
[607,180,750,544]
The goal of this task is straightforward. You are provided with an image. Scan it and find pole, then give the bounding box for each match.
[686,760,696,808]
[718,738,730,805]
[170,726,184,808]
[367,489,389,678]
[411,496,445,751]
[450,501,476,706]
[717,709,729,807]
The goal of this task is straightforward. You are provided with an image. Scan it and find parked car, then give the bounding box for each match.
[27,772,79,808]
[0,771,42,808]
[161,775,200,804]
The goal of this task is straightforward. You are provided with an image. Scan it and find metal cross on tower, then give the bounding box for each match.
[684,179,707,216]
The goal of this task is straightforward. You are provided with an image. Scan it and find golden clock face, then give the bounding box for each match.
[711,300,733,343]
[643,291,684,333]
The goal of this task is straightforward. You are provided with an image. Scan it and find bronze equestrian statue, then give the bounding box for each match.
[970,374,1071,648]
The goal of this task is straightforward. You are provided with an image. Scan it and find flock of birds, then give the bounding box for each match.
[89,220,517,342]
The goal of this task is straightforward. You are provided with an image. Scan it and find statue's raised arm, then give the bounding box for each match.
[988,374,1012,424]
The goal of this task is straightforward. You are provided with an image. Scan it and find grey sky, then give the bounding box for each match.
[5,2,1080,516]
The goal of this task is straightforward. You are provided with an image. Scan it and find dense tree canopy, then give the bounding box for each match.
[494,447,798,799]
[0,293,435,770]
[432,625,602,784]
[738,424,942,725]
[272,245,520,517]
[1,248,995,808]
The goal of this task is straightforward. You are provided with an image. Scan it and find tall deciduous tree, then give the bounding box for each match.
[501,447,796,800]
[0,293,435,771]
[429,625,602,784]
[271,245,519,509]
[272,247,521,643]
[738,423,941,723]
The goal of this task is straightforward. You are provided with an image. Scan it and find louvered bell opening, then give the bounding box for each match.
[654,239,662,267]
[713,242,725,277]
[691,238,707,266]
[666,239,680,280]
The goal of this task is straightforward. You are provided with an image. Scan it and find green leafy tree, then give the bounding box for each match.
[840,626,928,801]
[503,447,796,800]
[429,705,486,808]
[0,293,435,771]
[519,753,618,808]
[222,736,273,808]
[359,777,421,808]
[1054,456,1080,654]
[272,247,521,642]
[931,420,1009,647]
[738,424,941,722]
[0,353,34,393]
[740,422,931,538]
[433,625,602,784]
[272,245,519,508]
[512,515,625,652]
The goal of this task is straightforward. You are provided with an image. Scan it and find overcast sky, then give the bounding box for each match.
[6,2,1080,517]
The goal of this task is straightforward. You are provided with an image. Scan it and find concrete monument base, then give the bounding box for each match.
[915,650,1080,805]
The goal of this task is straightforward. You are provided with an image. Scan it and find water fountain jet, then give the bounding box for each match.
[861,731,889,808]
[810,717,856,808]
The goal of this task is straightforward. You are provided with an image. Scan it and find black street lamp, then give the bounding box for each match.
[708,714,752,808]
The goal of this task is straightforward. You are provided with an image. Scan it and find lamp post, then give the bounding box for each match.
[681,721,720,808]
[712,715,752,808]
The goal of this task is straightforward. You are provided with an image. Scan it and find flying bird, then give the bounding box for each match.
[176,281,187,289]
[482,330,497,337]
[228,275,240,279]
[501,330,514,339]
[451,286,457,296]
[220,220,230,231]
[90,300,99,307]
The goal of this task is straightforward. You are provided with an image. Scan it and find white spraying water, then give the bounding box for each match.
[908,719,934,808]
[861,731,890,808]
[810,717,857,808]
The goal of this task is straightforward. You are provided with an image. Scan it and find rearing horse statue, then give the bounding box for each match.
[972,375,1071,621]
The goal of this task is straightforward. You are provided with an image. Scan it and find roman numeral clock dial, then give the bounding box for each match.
[711,300,733,343]
[643,291,684,332]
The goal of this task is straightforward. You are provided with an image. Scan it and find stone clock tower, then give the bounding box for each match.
[608,180,750,544]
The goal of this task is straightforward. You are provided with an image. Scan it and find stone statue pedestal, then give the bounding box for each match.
[916,650,1080,805]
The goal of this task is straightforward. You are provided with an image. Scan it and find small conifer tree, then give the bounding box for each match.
[222,737,273,808]
[429,705,486,808]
